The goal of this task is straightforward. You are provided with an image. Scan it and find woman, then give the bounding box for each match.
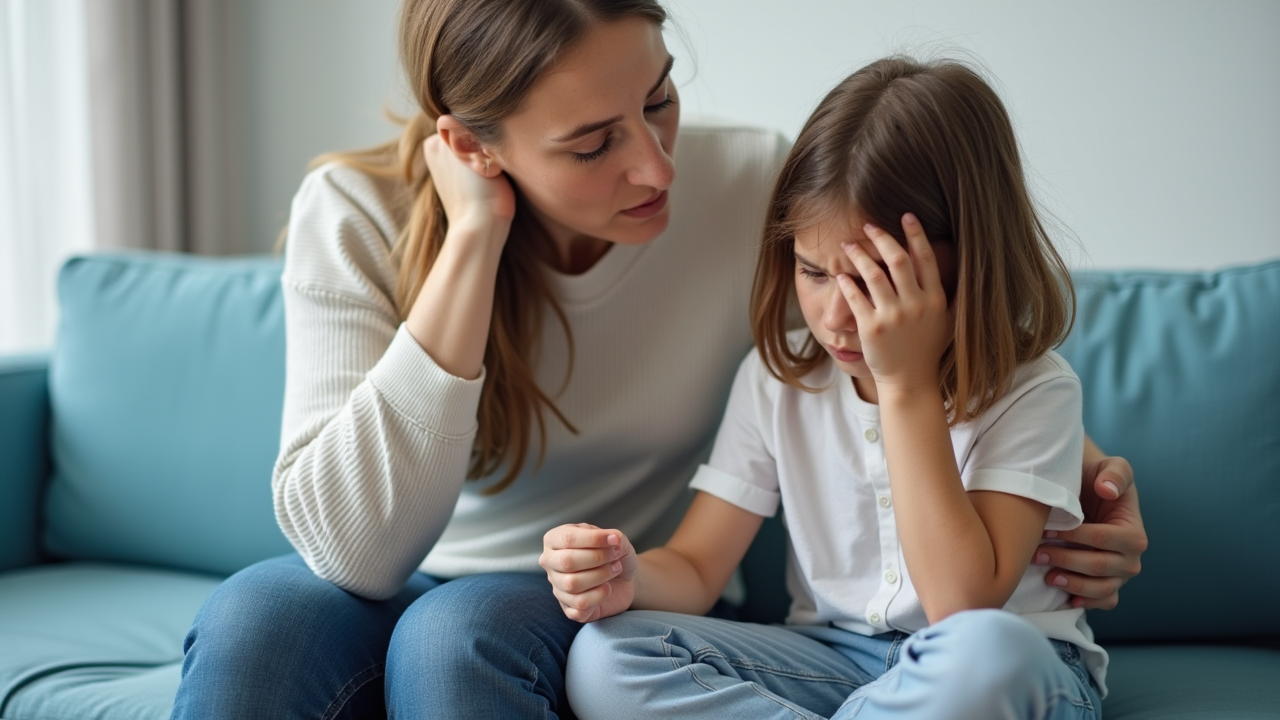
[170,1,1146,718]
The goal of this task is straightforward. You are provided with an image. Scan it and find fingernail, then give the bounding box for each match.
[1036,553,1050,565]
[836,274,850,286]
[1043,530,1058,539]
[863,223,876,234]
[606,534,619,546]
[1053,575,1069,587]
[903,213,918,225]
[1102,480,1120,498]
[611,561,622,572]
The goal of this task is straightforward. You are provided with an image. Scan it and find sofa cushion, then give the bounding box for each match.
[0,562,220,720]
[1059,260,1280,642]
[45,253,293,575]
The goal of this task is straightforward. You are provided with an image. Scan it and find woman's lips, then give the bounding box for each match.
[828,344,863,363]
[621,190,668,218]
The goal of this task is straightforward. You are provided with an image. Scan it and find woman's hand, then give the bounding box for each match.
[1035,455,1147,609]
[422,131,516,238]
[838,213,952,394]
[540,523,638,623]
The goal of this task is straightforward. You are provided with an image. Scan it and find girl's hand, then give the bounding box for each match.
[1035,456,1147,609]
[838,213,952,394]
[422,132,516,239]
[540,523,638,623]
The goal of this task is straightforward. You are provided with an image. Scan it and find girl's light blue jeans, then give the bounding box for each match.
[567,608,1102,720]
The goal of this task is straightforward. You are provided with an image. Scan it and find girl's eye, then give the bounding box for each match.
[798,267,826,281]
[573,134,613,163]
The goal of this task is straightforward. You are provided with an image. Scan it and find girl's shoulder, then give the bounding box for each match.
[1012,350,1081,391]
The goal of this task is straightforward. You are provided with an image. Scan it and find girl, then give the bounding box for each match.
[173,0,1141,714]
[543,56,1107,719]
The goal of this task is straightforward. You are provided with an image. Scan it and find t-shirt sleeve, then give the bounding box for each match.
[960,367,1085,531]
[689,352,781,517]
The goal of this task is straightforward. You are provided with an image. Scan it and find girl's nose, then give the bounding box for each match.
[625,126,675,190]
[823,288,856,333]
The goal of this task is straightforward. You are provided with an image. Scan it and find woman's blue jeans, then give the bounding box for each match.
[566,608,1102,720]
[169,554,584,719]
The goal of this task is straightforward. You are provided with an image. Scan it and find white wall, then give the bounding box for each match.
[236,0,1280,270]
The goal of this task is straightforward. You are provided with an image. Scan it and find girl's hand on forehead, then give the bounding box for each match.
[837,213,952,396]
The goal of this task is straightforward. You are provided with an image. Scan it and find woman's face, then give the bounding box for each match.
[487,17,679,249]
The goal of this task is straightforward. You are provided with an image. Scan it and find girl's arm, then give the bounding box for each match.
[876,387,1051,622]
[541,492,763,622]
[839,215,1052,623]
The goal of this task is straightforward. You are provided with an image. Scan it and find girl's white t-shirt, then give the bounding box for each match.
[689,333,1109,694]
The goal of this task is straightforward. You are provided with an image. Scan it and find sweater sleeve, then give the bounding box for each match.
[271,164,484,599]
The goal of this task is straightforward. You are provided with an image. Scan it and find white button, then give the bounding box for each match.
[885,570,898,584]
[864,428,879,442]
[869,612,881,624]
[878,494,891,508]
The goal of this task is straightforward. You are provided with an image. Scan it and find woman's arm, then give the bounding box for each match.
[541,492,764,622]
[1036,437,1147,609]
[274,133,514,600]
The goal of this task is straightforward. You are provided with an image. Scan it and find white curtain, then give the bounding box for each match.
[0,0,96,354]
[0,0,241,353]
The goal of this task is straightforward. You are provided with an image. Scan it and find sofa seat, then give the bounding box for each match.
[0,563,221,719]
[1103,646,1280,719]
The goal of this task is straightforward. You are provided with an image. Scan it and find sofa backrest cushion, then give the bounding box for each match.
[45,253,293,575]
[1058,260,1280,643]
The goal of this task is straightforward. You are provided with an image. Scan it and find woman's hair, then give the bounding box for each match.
[751,56,1075,425]
[316,0,667,493]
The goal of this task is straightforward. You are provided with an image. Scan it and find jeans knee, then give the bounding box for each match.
[388,573,576,672]
[915,610,1058,695]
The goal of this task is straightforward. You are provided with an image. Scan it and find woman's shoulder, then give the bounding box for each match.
[674,119,791,181]
[294,160,409,230]
[281,160,408,306]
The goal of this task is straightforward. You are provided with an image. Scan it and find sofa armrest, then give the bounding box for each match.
[0,352,50,572]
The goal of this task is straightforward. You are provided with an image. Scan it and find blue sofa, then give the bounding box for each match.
[1,252,1278,719]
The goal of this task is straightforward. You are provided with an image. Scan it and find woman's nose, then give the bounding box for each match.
[625,126,675,190]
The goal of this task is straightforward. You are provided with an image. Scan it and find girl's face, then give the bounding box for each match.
[793,215,880,396]
[792,213,958,402]
[487,17,679,251]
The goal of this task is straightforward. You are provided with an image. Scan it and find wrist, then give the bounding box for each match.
[447,213,512,252]
[877,381,945,412]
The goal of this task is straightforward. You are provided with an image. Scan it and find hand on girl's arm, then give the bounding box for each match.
[540,493,763,622]
[1037,444,1147,609]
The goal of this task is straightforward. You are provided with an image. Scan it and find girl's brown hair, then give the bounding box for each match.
[314,0,667,493]
[751,56,1075,424]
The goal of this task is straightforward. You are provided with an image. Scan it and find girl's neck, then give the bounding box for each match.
[852,374,879,404]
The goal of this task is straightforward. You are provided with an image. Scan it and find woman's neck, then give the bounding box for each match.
[550,235,612,275]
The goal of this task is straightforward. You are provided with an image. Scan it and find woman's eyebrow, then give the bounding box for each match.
[551,55,675,143]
